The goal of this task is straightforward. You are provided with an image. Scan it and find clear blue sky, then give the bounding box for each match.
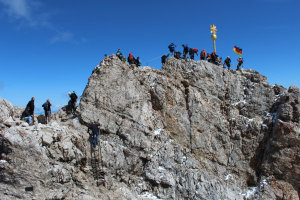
[0,0,299,113]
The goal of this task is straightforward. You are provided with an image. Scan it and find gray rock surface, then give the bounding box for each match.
[0,55,299,199]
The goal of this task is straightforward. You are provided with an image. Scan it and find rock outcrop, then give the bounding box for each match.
[0,55,299,199]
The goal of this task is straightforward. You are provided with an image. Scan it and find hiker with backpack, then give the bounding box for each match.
[182,44,189,59]
[207,53,211,62]
[42,99,51,124]
[168,43,177,56]
[127,53,135,65]
[211,52,217,64]
[200,49,206,60]
[224,56,231,70]
[237,57,244,70]
[21,107,33,125]
[67,91,78,114]
[189,48,198,60]
[161,54,169,65]
[135,57,141,66]
[88,122,100,148]
[116,48,123,61]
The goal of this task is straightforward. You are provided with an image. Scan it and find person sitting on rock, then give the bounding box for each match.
[42,99,51,124]
[88,122,100,148]
[127,53,135,65]
[189,48,198,60]
[237,57,244,70]
[224,56,231,70]
[67,91,78,114]
[174,51,181,59]
[116,48,123,61]
[135,57,141,67]
[200,49,206,60]
[168,43,177,57]
[161,54,169,65]
[182,44,189,59]
[21,107,33,124]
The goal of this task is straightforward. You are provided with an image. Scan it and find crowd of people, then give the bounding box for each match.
[20,91,78,125]
[164,43,244,70]
[113,44,244,71]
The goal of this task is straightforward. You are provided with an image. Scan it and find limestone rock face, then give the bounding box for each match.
[0,98,14,123]
[1,55,299,199]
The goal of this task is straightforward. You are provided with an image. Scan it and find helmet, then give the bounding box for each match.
[239,57,242,59]
[227,56,230,58]
[203,49,205,51]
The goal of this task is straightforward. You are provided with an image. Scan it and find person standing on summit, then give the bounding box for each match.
[189,48,198,60]
[200,49,206,60]
[182,44,189,59]
[116,48,123,61]
[237,57,243,70]
[168,43,177,57]
[224,56,231,70]
[127,53,135,65]
[42,99,51,124]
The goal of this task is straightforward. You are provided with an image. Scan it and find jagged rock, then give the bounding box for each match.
[0,55,299,199]
[0,97,14,123]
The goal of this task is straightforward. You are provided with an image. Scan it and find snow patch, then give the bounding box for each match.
[140,192,162,200]
[154,128,162,135]
[232,100,247,106]
[225,174,232,181]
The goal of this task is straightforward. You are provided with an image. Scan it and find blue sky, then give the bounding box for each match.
[0,0,299,113]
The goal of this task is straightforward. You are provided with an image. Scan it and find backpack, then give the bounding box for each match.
[193,48,198,53]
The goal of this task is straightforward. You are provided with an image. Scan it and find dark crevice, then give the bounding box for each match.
[182,80,193,153]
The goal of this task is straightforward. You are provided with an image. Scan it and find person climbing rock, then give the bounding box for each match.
[88,122,100,148]
[200,49,206,60]
[237,57,243,70]
[21,107,33,124]
[224,56,231,70]
[67,91,78,114]
[174,51,181,59]
[189,48,198,60]
[135,57,141,66]
[127,53,135,65]
[161,54,169,65]
[26,97,35,116]
[182,44,189,59]
[168,43,177,56]
[42,99,51,124]
[116,48,123,61]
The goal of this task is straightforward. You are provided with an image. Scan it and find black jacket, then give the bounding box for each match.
[26,100,35,115]
[225,58,231,65]
[70,93,78,102]
[88,123,100,134]
[42,101,51,111]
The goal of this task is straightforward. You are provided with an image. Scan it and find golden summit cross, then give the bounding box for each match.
[210,24,217,34]
[210,24,217,53]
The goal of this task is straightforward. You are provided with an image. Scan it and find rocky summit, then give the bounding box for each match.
[0,55,299,200]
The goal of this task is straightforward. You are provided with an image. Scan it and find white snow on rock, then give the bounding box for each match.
[154,128,162,135]
[140,192,162,200]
